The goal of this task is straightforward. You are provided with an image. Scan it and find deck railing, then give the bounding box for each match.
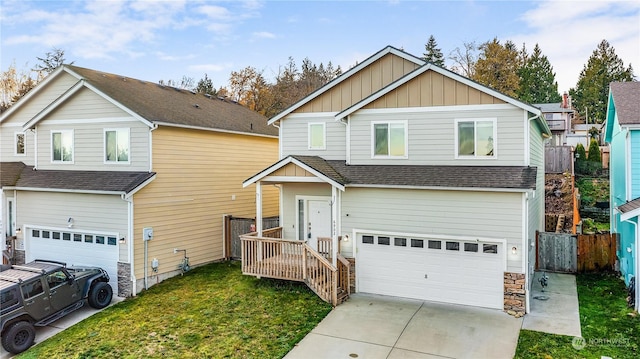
[317,237,332,259]
[241,234,349,306]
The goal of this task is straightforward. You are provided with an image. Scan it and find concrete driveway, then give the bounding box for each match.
[285,294,522,359]
[0,297,122,359]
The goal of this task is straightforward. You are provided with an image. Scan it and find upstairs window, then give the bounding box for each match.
[372,121,407,158]
[52,130,73,162]
[456,119,496,158]
[15,132,25,155]
[308,123,325,150]
[105,128,130,163]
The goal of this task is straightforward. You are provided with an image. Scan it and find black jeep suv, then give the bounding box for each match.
[1,260,113,354]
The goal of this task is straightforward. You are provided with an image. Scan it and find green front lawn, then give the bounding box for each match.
[18,261,332,359]
[515,273,639,358]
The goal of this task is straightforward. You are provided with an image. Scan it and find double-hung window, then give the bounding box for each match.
[372,121,407,158]
[51,130,73,163]
[455,119,496,158]
[105,128,130,163]
[14,132,25,156]
[308,123,325,150]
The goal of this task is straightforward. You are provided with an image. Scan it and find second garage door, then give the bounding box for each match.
[25,227,120,294]
[357,233,504,309]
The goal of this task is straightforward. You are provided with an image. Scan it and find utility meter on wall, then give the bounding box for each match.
[143,227,154,241]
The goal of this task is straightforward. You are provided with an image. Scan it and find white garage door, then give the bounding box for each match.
[357,233,504,309]
[26,227,119,294]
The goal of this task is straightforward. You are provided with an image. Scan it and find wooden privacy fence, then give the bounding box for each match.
[545,146,573,174]
[537,232,617,273]
[224,215,279,259]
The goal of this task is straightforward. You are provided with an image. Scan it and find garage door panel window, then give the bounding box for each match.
[428,240,441,250]
[74,234,82,242]
[107,237,117,246]
[63,233,71,241]
[411,239,424,248]
[52,232,61,240]
[42,231,50,239]
[378,236,390,245]
[464,243,478,252]
[96,236,105,244]
[483,244,498,254]
[32,230,40,238]
[362,235,374,244]
[446,241,459,251]
[394,238,407,247]
[85,235,93,243]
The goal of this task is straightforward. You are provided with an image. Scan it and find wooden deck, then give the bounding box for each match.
[241,228,350,306]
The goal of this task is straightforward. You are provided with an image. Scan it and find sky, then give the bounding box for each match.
[1,0,639,94]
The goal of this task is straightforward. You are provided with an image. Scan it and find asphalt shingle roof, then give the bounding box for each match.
[288,156,537,190]
[1,163,155,194]
[67,65,277,137]
[0,162,26,187]
[618,197,640,214]
[610,82,640,125]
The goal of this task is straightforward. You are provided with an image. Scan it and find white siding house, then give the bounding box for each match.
[243,46,550,314]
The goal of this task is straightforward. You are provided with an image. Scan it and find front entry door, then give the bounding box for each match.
[306,199,332,250]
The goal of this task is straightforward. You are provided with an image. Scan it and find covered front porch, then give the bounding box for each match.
[241,156,351,306]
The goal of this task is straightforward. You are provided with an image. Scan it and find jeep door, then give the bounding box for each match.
[21,278,50,319]
[46,270,81,311]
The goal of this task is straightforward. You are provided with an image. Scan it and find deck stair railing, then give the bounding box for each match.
[241,230,350,306]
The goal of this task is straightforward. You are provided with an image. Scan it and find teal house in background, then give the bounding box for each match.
[604,81,640,311]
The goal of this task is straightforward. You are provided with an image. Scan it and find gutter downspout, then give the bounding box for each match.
[149,123,158,173]
[122,193,136,295]
[622,217,639,311]
[33,127,38,170]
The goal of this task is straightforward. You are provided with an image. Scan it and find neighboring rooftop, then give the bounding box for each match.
[610,82,640,125]
[64,65,277,137]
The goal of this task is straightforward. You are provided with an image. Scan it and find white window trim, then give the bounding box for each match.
[454,118,497,159]
[104,128,131,164]
[51,129,74,164]
[14,131,26,156]
[307,122,326,150]
[371,120,408,159]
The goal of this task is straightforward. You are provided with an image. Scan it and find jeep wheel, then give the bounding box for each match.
[1,321,35,354]
[88,282,113,309]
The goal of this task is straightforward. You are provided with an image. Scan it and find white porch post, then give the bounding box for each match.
[256,181,263,237]
[331,186,339,267]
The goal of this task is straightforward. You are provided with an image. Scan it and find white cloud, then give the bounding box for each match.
[512,0,640,91]
[156,52,197,61]
[252,31,276,39]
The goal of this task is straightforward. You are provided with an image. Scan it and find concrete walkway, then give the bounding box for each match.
[522,271,581,337]
[285,294,523,359]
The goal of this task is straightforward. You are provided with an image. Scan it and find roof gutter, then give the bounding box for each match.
[153,121,278,139]
[6,187,125,196]
[346,184,532,193]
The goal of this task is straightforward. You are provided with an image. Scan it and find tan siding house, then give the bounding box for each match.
[242,46,550,314]
[1,65,278,296]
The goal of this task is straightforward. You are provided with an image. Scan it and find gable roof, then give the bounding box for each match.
[268,46,425,125]
[533,102,574,114]
[244,155,537,191]
[334,63,550,136]
[12,65,277,137]
[610,82,640,125]
[2,164,155,196]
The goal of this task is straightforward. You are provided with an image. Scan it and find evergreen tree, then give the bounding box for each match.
[422,35,445,67]
[472,38,522,97]
[195,73,216,96]
[569,39,634,123]
[517,44,561,104]
[587,138,601,163]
